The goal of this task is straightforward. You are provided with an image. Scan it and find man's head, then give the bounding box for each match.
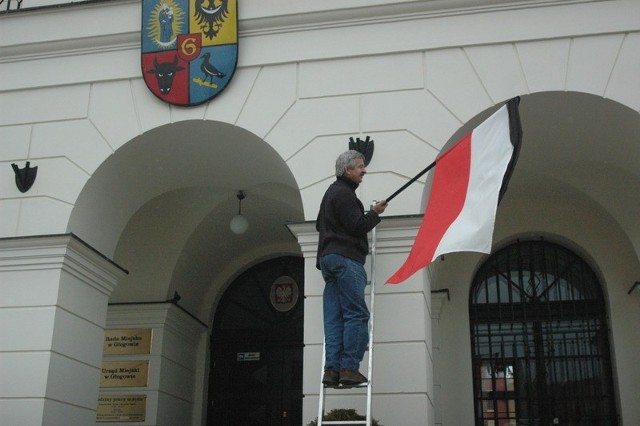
[336,150,366,184]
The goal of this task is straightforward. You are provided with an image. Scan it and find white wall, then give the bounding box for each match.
[2,1,640,425]
[2,1,640,233]
[0,235,125,425]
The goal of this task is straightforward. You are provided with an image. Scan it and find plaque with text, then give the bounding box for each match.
[100,361,150,388]
[103,329,152,355]
[97,394,146,422]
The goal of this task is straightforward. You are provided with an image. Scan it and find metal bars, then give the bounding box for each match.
[470,240,618,425]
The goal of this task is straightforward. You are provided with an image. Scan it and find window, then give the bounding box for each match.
[469,240,618,425]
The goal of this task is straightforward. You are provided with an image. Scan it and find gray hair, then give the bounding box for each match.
[335,150,365,177]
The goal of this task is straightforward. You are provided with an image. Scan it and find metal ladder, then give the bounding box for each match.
[317,225,378,426]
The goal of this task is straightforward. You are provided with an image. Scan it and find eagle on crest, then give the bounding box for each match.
[194,0,230,39]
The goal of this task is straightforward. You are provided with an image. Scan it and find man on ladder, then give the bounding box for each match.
[316,149,388,388]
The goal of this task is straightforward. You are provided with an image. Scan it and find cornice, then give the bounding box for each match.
[0,233,127,295]
[238,0,603,37]
[286,214,423,256]
[0,0,622,62]
[107,303,208,342]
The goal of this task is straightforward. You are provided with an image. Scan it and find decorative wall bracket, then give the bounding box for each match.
[11,161,37,193]
[349,136,374,166]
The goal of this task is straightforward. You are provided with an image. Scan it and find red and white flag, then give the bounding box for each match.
[386,98,522,284]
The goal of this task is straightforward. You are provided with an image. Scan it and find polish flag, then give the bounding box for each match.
[386,98,522,284]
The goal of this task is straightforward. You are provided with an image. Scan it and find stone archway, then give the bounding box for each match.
[68,120,305,321]
[65,120,305,425]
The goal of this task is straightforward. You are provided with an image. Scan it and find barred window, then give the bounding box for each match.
[469,240,618,425]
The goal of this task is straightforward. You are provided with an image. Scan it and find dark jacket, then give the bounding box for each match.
[316,176,381,268]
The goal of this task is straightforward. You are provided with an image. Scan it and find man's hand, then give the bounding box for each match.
[372,199,388,214]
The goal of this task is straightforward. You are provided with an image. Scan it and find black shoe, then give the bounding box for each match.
[339,369,368,386]
[322,369,339,387]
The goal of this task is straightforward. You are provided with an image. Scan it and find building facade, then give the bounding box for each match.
[1,0,639,425]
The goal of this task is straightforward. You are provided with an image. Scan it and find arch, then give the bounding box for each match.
[67,120,304,321]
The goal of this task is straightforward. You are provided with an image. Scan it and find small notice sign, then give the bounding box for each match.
[100,361,149,388]
[96,394,146,422]
[237,352,260,362]
[103,329,152,355]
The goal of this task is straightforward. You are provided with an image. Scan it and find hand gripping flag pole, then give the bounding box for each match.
[385,97,522,284]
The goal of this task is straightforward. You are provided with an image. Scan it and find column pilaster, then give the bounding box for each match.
[0,234,126,425]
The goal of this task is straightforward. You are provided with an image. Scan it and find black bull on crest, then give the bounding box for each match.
[146,55,185,95]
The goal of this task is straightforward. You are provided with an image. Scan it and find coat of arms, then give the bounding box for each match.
[141,0,237,106]
[269,276,299,313]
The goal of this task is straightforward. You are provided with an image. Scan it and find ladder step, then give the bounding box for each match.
[321,421,367,425]
[323,382,369,390]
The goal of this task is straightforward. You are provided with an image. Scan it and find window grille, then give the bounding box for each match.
[469,240,618,425]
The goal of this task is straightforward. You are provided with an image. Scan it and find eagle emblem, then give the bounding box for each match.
[141,0,237,106]
[269,277,299,313]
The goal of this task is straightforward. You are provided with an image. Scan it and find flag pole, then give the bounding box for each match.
[384,160,436,203]
[383,97,520,205]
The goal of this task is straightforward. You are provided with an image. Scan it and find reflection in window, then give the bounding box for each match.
[480,362,516,426]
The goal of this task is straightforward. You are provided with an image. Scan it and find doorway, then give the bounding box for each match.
[208,256,304,425]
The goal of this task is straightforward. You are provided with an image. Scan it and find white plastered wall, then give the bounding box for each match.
[1,1,640,425]
[1,2,638,235]
[0,235,126,425]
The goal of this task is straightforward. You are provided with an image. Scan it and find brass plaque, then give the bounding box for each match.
[103,329,152,355]
[96,394,146,422]
[100,361,149,388]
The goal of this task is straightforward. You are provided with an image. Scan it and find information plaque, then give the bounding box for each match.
[96,394,146,422]
[100,360,150,388]
[103,329,152,355]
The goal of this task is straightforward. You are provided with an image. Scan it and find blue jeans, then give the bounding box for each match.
[320,254,370,371]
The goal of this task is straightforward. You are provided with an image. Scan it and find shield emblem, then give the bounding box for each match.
[269,276,299,313]
[141,0,238,106]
